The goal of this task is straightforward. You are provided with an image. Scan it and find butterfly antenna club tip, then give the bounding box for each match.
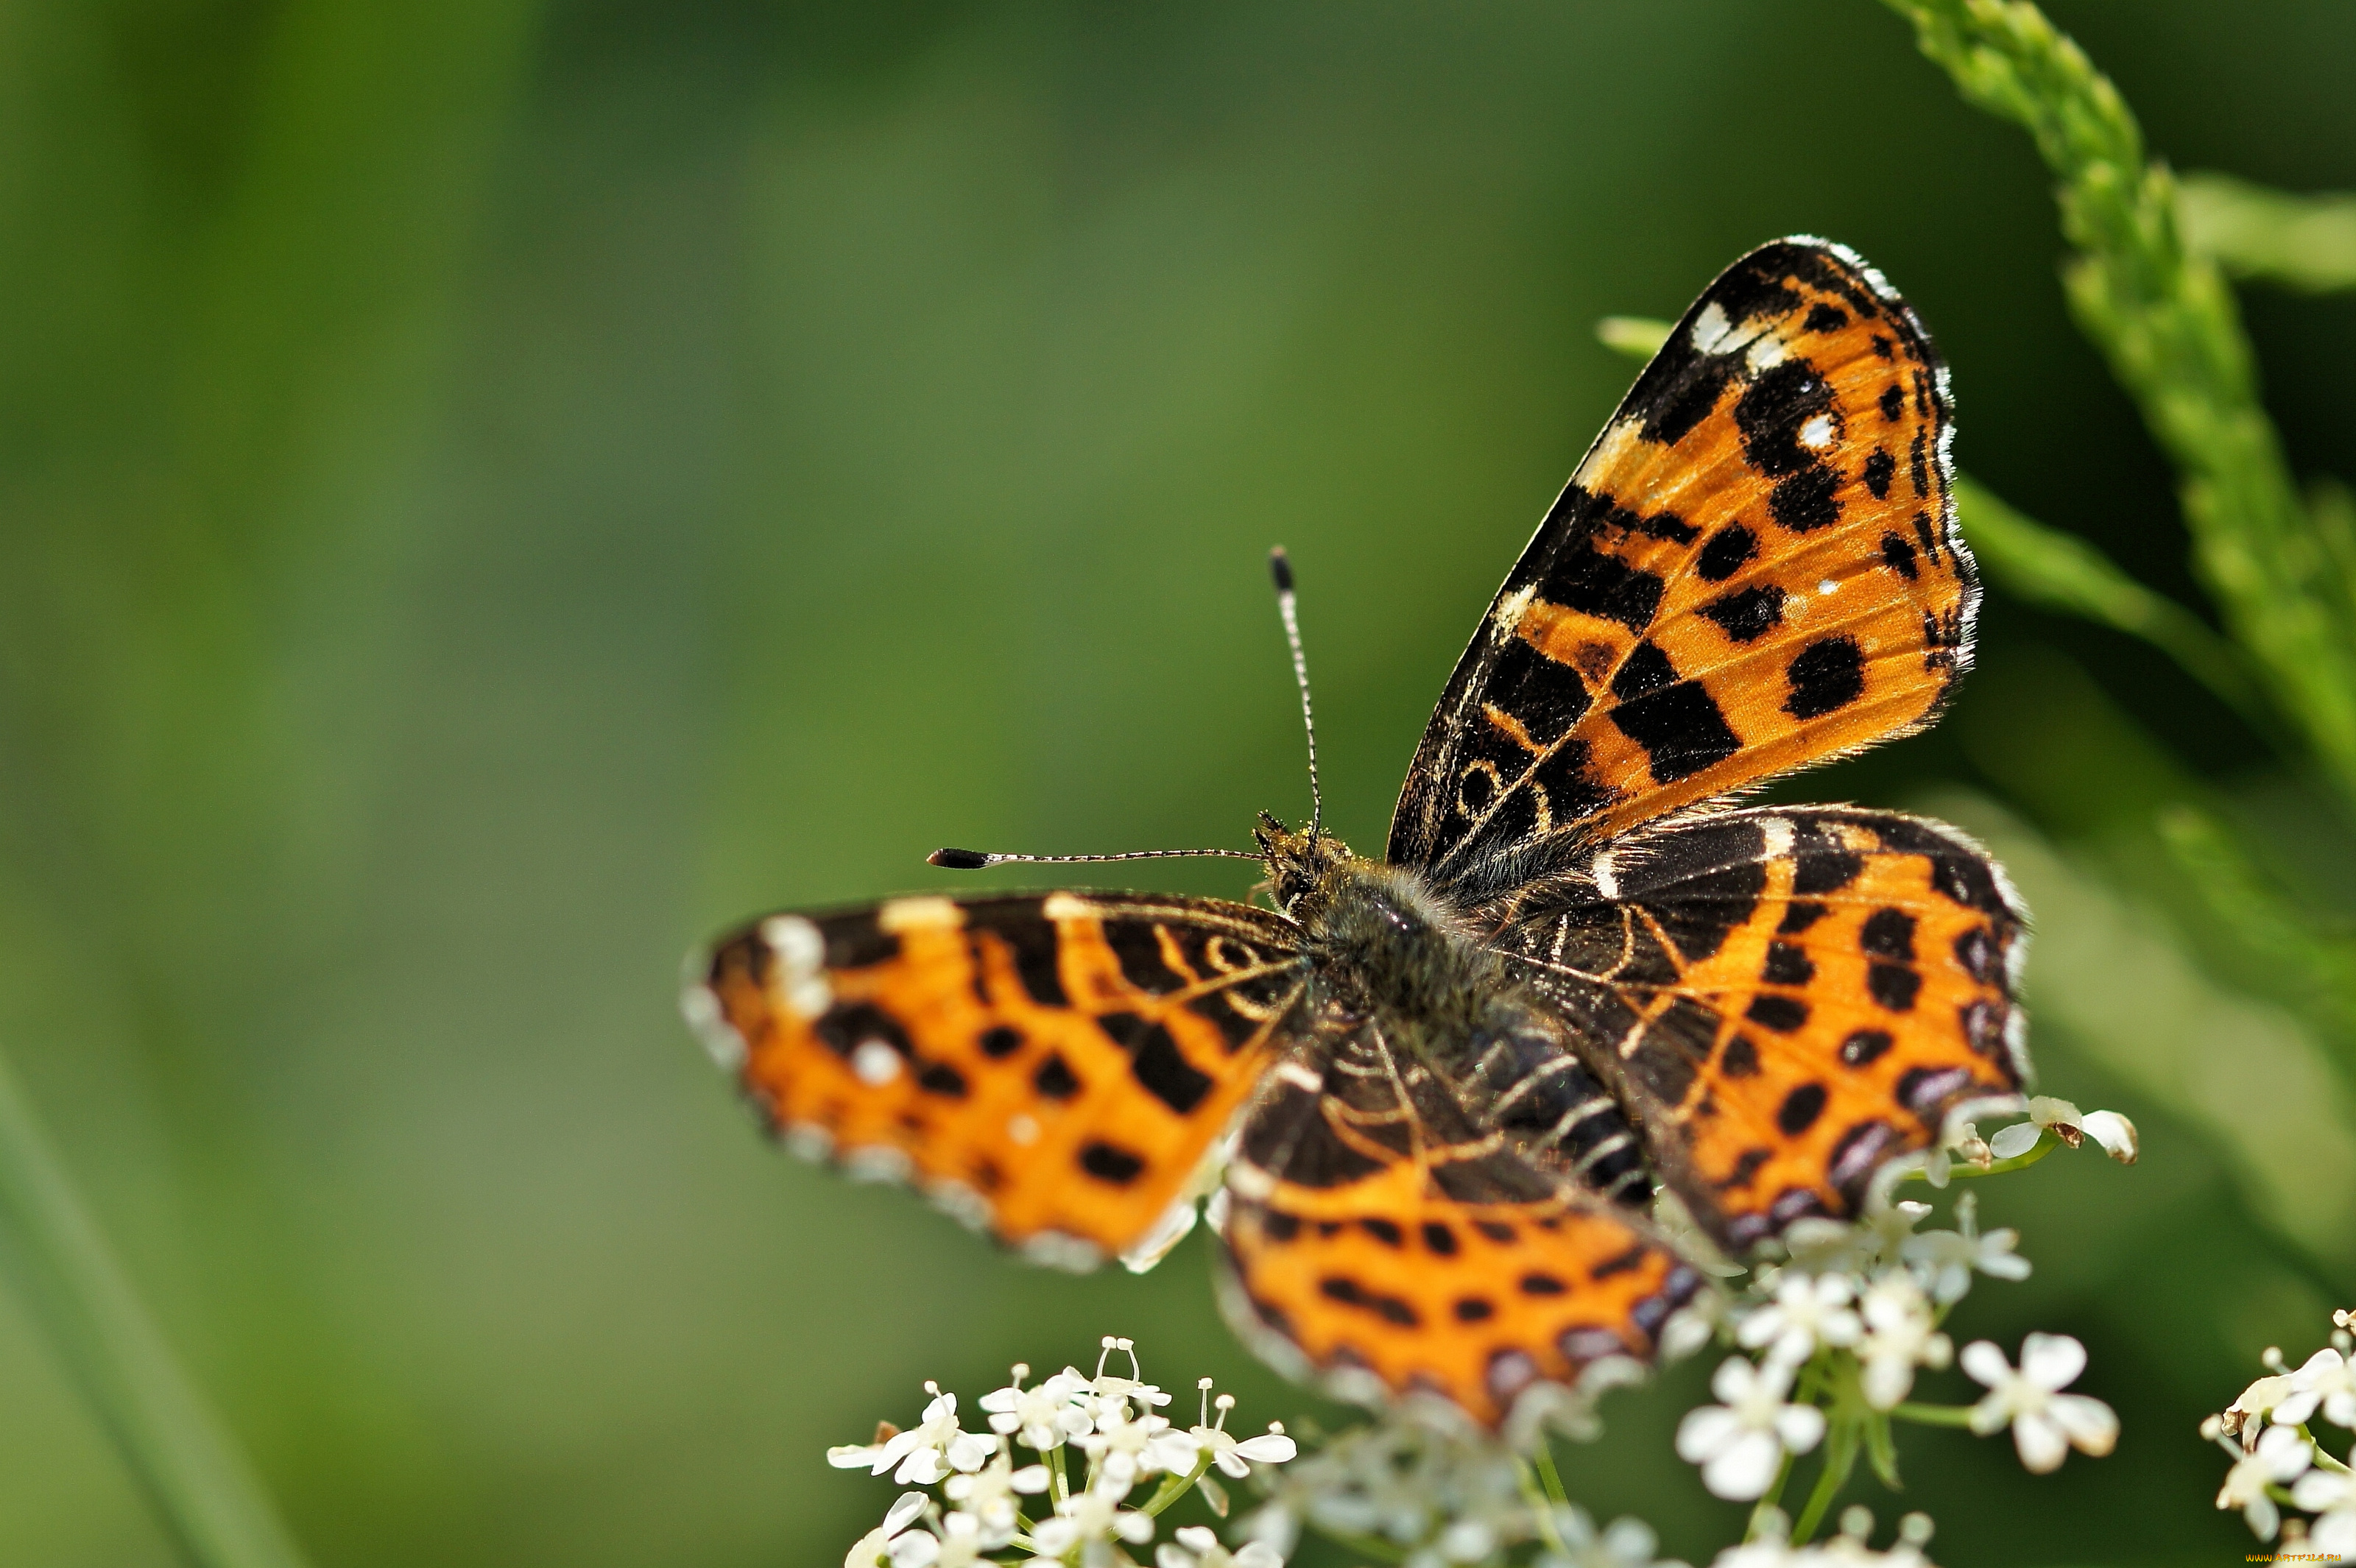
[928,847,992,869]
[1267,546,1322,844]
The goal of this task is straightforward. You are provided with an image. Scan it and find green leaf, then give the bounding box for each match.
[2179,171,2356,294]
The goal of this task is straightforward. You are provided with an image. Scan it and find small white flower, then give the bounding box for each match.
[844,1494,928,1568]
[2216,1423,2313,1539]
[978,1363,1095,1451]
[1083,1335,1173,1413]
[831,1385,992,1485]
[1902,1192,2028,1304]
[2224,1371,2302,1443]
[1078,1399,1199,1488]
[1675,1357,1827,1500]
[2276,1347,2356,1431]
[1541,1502,1685,1568]
[1986,1097,2136,1164]
[1030,1483,1156,1557]
[1855,1271,1952,1411]
[940,1451,1048,1544]
[1660,1288,1730,1363]
[1922,1121,1991,1187]
[1738,1272,1863,1366]
[1155,1523,1285,1568]
[2290,1458,2356,1561]
[1859,1199,1933,1271]
[1962,1334,2119,1473]
[1189,1382,1298,1478]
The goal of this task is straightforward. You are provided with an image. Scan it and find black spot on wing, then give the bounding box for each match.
[1744,995,1809,1034]
[1869,963,1922,1012]
[1032,1053,1081,1100]
[822,914,900,970]
[1079,1141,1146,1184]
[1881,532,1919,579]
[1863,448,1896,499]
[1106,922,1185,993]
[1098,1011,1214,1115]
[966,903,1068,1006]
[1485,632,1594,746]
[1553,537,1666,632]
[1785,637,1866,718]
[1701,585,1786,643]
[1805,302,1847,333]
[1862,908,1918,960]
[1839,1028,1894,1067]
[1720,1034,1760,1078]
[1762,940,1815,985]
[1779,900,1829,934]
[1610,641,1679,701]
[916,1061,969,1098]
[1696,524,1757,582]
[1735,359,1838,478]
[1610,681,1742,783]
[1828,1120,1904,1200]
[1770,467,1843,532]
[1623,339,1743,447]
[812,1001,913,1061]
[1777,1083,1828,1135]
[978,1025,1024,1059]
[1880,383,1905,420]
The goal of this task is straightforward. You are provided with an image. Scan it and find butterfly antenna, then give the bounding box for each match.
[1269,546,1324,846]
[927,846,1259,869]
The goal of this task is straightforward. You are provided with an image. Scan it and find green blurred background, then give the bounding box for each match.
[0,1,2349,1562]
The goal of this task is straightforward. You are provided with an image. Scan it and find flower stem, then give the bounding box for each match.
[1534,1442,1572,1509]
[1137,1455,1212,1518]
[1888,1402,1979,1428]
[1898,1131,2062,1186]
[0,1043,311,1568]
[1048,1442,1070,1506]
[1791,1419,1861,1544]
[1512,1453,1570,1553]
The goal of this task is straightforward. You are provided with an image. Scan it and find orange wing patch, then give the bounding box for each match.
[1391,239,1972,875]
[1496,807,2025,1251]
[688,891,1303,1269]
[1216,1035,1699,1428]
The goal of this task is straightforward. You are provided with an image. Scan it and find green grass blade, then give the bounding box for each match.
[1953,476,2270,727]
[1880,0,2356,808]
[0,1047,310,1568]
[2179,171,2356,294]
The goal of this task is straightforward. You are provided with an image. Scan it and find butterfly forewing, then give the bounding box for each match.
[1389,239,1972,882]
[690,891,1305,1268]
[1489,807,2026,1249]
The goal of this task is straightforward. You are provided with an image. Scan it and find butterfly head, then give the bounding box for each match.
[1253,810,1353,917]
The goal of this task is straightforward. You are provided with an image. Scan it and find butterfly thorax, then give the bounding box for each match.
[1258,815,1522,1063]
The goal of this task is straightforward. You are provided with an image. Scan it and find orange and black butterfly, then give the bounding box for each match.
[684,239,2028,1428]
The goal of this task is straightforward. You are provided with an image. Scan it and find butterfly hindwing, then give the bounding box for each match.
[1492,807,2026,1250]
[1390,239,1972,882]
[689,891,1305,1268]
[1216,1028,1700,1427]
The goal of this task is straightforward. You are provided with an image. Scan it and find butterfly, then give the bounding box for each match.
[683,238,2029,1429]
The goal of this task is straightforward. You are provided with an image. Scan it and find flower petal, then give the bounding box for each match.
[1959,1340,2012,1388]
[2019,1332,2087,1391]
[1988,1121,2041,1160]
[2078,1109,2138,1162]
[1701,1430,1784,1500]
[1676,1406,1742,1461]
[1776,1404,1827,1454]
[2048,1393,2120,1458]
[2012,1410,2069,1473]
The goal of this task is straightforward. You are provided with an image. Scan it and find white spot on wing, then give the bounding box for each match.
[1818,579,1838,596]
[678,981,747,1071]
[1006,1112,1040,1147]
[1492,583,1538,640]
[1591,849,1620,902]
[843,1145,913,1184]
[851,1039,903,1085]
[761,914,833,1019]
[1119,1196,1200,1274]
[1042,891,1095,923]
[878,897,962,933]
[1274,1061,1323,1092]
[1690,302,1734,355]
[783,1123,833,1162]
[1744,333,1788,371]
[1021,1231,1104,1274]
[927,1179,993,1233]
[1799,413,1835,449]
[1758,816,1795,860]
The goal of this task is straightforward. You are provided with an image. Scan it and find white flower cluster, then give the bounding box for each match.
[1668,1101,2129,1506]
[2203,1309,2356,1561]
[1235,1410,1682,1568]
[831,1338,1296,1567]
[1705,1507,1939,1567]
